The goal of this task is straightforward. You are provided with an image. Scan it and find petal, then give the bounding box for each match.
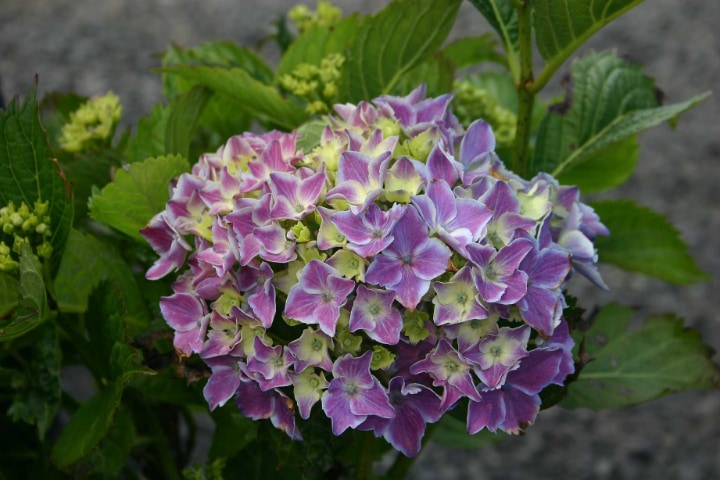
[349,381,395,418]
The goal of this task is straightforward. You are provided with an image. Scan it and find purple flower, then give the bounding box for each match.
[365,206,451,309]
[466,237,533,304]
[287,327,334,372]
[384,156,425,204]
[467,347,564,435]
[284,260,356,336]
[477,180,537,248]
[410,338,481,410]
[424,141,461,186]
[360,376,442,457]
[332,203,406,258]
[458,119,496,177]
[159,292,209,356]
[141,211,191,280]
[463,325,530,390]
[199,310,243,358]
[235,381,302,440]
[291,368,328,419]
[326,150,391,213]
[349,285,403,345]
[411,180,492,257]
[203,356,245,411]
[321,352,395,435]
[431,266,488,326]
[246,337,294,391]
[516,243,571,337]
[269,169,326,220]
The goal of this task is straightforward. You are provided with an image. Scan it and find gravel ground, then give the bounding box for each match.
[2,1,719,479]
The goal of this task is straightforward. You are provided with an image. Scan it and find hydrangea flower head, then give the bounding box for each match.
[143,84,608,457]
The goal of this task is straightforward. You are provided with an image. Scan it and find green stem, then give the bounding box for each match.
[511,0,536,178]
[353,431,376,480]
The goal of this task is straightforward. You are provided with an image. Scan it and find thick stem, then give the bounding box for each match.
[511,0,536,178]
[353,431,376,480]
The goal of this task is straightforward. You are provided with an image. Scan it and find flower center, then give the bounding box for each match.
[344,381,359,396]
[444,360,460,373]
[368,302,381,316]
[321,291,334,303]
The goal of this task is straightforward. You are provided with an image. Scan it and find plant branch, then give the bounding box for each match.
[511,0,535,178]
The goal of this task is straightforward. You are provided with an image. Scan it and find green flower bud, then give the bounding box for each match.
[37,241,53,260]
[291,222,312,243]
[402,310,431,344]
[371,345,396,370]
[59,92,122,152]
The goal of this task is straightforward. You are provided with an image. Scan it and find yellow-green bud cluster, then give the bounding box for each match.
[59,92,122,152]
[452,79,517,146]
[288,1,342,33]
[280,53,345,114]
[0,200,52,271]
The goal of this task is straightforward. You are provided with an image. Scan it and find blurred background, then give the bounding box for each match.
[1,1,719,478]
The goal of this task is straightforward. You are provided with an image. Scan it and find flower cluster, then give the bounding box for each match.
[0,199,52,271]
[142,85,608,457]
[279,53,345,114]
[288,0,342,34]
[59,92,121,152]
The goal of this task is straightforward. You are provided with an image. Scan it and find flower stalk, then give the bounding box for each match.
[511,0,536,178]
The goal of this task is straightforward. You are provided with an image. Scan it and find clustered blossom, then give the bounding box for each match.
[142,84,608,457]
[0,199,53,271]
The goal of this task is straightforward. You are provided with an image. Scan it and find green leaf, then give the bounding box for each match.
[296,118,329,153]
[341,0,462,102]
[86,281,130,377]
[128,367,203,406]
[592,200,709,284]
[6,322,61,439]
[89,154,189,241]
[62,150,119,223]
[564,307,720,409]
[533,52,709,179]
[467,0,519,77]
[573,302,634,358]
[433,414,507,449]
[161,42,262,143]
[556,135,639,192]
[0,243,49,341]
[125,103,170,163]
[162,41,274,100]
[534,0,643,66]
[51,378,125,468]
[164,85,212,161]
[54,229,149,322]
[276,15,361,79]
[442,34,507,70]
[209,403,259,460]
[160,65,307,130]
[0,86,73,275]
[0,272,19,317]
[82,410,136,478]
